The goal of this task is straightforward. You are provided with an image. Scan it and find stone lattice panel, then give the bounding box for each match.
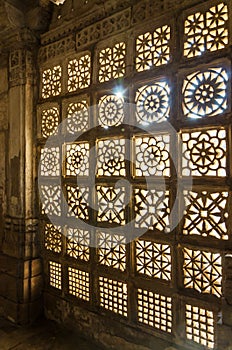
[97,230,126,271]
[181,128,226,177]
[40,147,60,177]
[49,261,62,289]
[97,186,126,225]
[182,67,229,118]
[183,247,222,297]
[186,304,214,349]
[134,188,170,231]
[136,25,171,72]
[66,185,89,220]
[65,100,89,134]
[136,240,171,280]
[184,3,228,58]
[135,81,170,124]
[98,94,124,127]
[67,54,91,91]
[134,134,170,177]
[45,223,62,253]
[40,185,61,217]
[41,107,59,138]
[98,42,126,83]
[68,267,90,301]
[183,190,229,240]
[138,289,172,333]
[97,139,126,177]
[99,277,127,316]
[66,228,90,261]
[42,65,62,98]
[65,142,90,177]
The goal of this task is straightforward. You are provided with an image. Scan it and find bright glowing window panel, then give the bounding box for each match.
[97,139,126,177]
[97,185,126,225]
[184,3,228,58]
[136,25,171,72]
[98,42,126,83]
[183,190,229,240]
[181,128,226,177]
[68,267,90,301]
[134,189,170,231]
[45,223,62,253]
[138,289,172,333]
[65,101,89,134]
[186,304,215,349]
[66,185,89,220]
[136,82,170,124]
[183,248,222,297]
[40,185,61,216]
[65,142,89,177]
[67,54,91,92]
[98,94,124,127]
[97,230,126,271]
[42,66,62,98]
[134,135,170,177]
[66,228,90,261]
[136,241,171,280]
[40,147,60,177]
[49,261,62,289]
[99,277,127,316]
[182,68,228,118]
[41,107,59,138]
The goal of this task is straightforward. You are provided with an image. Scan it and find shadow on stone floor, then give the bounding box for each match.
[0,317,104,350]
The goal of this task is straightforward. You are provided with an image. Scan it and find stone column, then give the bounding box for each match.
[0,29,43,324]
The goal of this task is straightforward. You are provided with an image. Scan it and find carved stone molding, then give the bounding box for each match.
[39,34,75,63]
[76,8,131,49]
[9,48,36,87]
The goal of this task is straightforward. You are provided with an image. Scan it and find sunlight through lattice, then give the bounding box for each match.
[138,289,172,333]
[136,25,171,71]
[99,277,127,316]
[99,42,126,82]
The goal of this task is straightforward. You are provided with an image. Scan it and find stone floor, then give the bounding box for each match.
[0,317,103,350]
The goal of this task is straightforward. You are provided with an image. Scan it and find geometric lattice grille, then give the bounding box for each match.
[40,185,61,217]
[183,190,229,240]
[183,248,222,297]
[42,65,62,98]
[49,261,62,289]
[135,82,170,124]
[182,129,226,177]
[97,231,126,271]
[45,223,62,253]
[182,68,228,118]
[99,277,127,316]
[66,101,89,134]
[65,142,89,177]
[40,147,60,177]
[98,94,124,127]
[66,228,90,261]
[66,185,89,220]
[97,186,125,225]
[68,267,90,301]
[68,54,91,92]
[41,108,59,138]
[136,241,171,280]
[184,3,228,58]
[97,139,126,177]
[134,135,170,177]
[134,189,170,231]
[186,304,214,349]
[98,42,126,83]
[138,289,172,333]
[136,25,171,72]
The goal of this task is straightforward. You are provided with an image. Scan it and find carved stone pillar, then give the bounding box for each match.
[0,30,43,324]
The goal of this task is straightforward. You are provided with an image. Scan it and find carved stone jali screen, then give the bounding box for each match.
[37,0,232,349]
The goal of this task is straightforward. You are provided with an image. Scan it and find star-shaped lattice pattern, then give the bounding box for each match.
[183,190,229,240]
[40,185,61,216]
[66,185,89,220]
[99,42,126,82]
[136,240,171,280]
[97,186,125,224]
[184,3,228,58]
[45,223,62,253]
[98,94,124,126]
[66,101,89,134]
[183,248,222,297]
[134,189,170,231]
[66,228,90,261]
[68,54,91,91]
[182,68,228,118]
[97,231,126,271]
